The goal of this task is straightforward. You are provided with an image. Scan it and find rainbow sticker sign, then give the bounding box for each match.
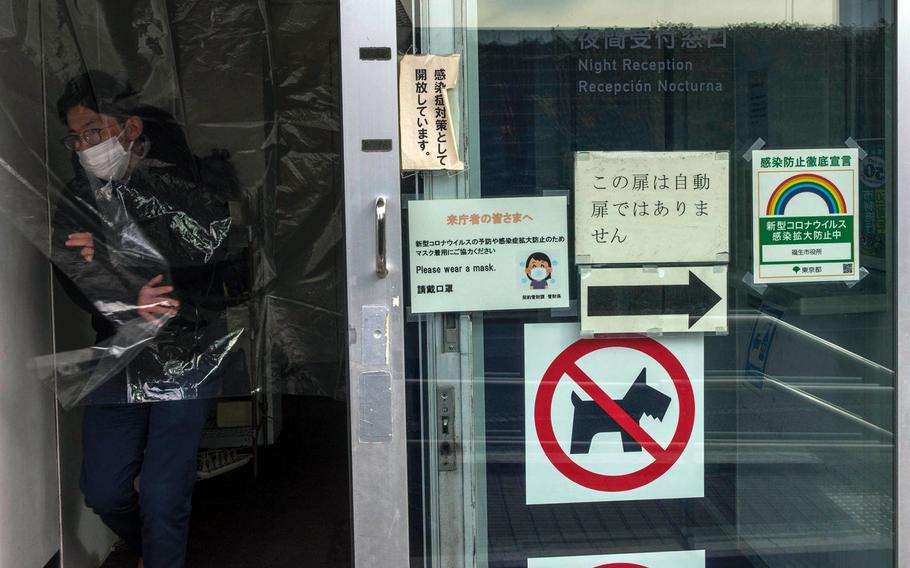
[752,149,859,284]
[765,174,847,216]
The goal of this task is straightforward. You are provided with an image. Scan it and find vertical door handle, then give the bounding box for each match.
[375,196,388,278]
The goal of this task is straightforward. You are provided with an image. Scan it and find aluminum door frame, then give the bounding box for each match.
[339,1,410,567]
[897,0,910,565]
[417,0,489,566]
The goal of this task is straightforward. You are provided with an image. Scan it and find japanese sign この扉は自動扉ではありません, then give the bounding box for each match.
[574,151,729,265]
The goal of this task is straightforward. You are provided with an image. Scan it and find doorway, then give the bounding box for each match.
[30,1,358,566]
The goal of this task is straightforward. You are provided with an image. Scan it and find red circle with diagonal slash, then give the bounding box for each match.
[534,337,694,492]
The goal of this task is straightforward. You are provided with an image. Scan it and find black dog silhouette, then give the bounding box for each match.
[570,369,672,454]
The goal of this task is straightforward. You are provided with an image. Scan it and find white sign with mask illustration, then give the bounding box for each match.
[408,196,569,313]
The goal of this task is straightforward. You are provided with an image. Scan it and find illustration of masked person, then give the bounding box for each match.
[525,252,553,290]
[51,70,238,568]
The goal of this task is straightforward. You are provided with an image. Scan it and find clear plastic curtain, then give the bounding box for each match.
[0,0,346,406]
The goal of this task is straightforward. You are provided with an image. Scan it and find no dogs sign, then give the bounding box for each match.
[525,323,703,505]
[528,549,705,568]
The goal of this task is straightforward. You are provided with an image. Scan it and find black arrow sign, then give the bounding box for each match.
[587,271,722,328]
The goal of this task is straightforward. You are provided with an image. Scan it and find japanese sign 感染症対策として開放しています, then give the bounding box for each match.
[399,54,464,171]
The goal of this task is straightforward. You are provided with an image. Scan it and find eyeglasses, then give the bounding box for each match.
[61,124,122,151]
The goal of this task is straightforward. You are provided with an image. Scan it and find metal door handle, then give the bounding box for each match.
[375,197,388,278]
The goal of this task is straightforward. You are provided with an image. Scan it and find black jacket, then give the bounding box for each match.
[51,151,238,401]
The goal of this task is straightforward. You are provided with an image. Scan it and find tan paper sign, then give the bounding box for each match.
[575,151,729,264]
[399,55,464,171]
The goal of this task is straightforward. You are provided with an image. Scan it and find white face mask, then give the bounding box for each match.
[530,267,548,281]
[78,131,133,181]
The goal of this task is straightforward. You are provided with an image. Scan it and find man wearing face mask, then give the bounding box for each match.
[51,71,237,568]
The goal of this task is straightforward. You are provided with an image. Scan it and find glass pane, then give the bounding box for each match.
[408,1,895,566]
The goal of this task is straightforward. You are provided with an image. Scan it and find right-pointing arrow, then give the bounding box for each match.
[587,271,722,328]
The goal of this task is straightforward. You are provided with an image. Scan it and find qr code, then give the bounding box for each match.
[843,263,854,274]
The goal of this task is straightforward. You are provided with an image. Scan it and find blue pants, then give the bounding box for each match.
[81,399,212,568]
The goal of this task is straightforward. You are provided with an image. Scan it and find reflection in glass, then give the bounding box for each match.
[460,2,896,566]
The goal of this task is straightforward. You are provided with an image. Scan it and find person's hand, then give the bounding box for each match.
[137,274,180,326]
[65,232,94,262]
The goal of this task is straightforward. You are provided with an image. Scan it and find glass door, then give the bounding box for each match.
[404,1,898,567]
[0,1,408,567]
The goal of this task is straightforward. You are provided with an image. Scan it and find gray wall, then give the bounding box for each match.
[0,2,119,567]
[0,225,59,568]
[0,2,60,565]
